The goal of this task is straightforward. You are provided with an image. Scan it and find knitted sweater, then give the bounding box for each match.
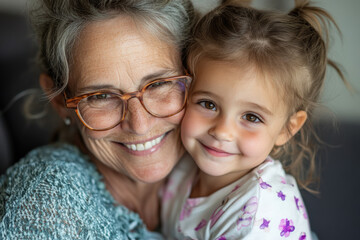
[0,143,148,239]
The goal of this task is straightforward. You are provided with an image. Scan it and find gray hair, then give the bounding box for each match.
[29,0,195,98]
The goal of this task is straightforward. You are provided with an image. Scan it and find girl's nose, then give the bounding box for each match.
[208,116,234,142]
[121,98,155,135]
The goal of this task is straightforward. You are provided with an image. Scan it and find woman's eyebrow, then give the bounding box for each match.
[140,69,180,82]
[77,69,180,94]
[76,85,116,95]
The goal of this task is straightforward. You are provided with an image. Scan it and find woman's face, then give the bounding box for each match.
[67,16,185,183]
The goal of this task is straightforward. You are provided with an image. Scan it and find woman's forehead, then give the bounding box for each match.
[68,16,181,93]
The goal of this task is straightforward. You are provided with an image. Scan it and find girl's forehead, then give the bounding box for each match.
[193,59,288,115]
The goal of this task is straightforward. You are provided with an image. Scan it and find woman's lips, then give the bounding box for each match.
[115,132,169,156]
[201,143,236,157]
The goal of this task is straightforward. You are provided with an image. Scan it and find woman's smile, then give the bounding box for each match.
[69,16,185,183]
[114,131,169,156]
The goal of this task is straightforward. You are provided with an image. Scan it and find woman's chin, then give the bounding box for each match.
[131,164,175,183]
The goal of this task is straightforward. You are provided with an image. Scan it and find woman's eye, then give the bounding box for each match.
[199,101,217,111]
[88,93,112,101]
[148,81,169,88]
[243,113,262,123]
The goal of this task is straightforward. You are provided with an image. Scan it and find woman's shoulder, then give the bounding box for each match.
[0,142,102,211]
[2,142,95,182]
[20,142,90,167]
[0,142,146,239]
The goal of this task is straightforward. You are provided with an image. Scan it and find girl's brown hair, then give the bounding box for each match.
[186,0,347,192]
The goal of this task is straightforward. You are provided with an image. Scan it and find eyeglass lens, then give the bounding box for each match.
[77,78,188,130]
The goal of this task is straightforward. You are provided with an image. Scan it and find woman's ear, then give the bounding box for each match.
[275,110,307,146]
[39,73,68,119]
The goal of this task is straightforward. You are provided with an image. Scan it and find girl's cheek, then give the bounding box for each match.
[237,130,266,156]
[181,107,205,138]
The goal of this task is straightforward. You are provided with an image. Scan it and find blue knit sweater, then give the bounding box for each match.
[0,143,152,239]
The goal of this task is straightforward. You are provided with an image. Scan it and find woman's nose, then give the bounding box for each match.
[208,117,234,142]
[121,98,155,135]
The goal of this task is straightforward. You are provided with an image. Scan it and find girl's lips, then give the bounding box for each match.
[201,143,236,157]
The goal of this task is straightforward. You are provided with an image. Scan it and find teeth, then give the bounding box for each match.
[124,134,165,151]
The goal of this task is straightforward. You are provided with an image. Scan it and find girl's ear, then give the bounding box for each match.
[275,110,307,146]
[39,73,68,119]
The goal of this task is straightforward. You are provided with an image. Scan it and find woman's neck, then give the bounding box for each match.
[93,157,163,230]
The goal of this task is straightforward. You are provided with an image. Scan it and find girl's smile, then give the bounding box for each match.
[181,58,291,189]
[200,142,239,157]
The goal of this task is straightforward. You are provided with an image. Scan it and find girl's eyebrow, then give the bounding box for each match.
[191,90,216,97]
[192,91,273,116]
[244,102,273,116]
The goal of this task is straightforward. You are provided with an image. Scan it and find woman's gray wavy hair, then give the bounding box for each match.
[29,0,195,98]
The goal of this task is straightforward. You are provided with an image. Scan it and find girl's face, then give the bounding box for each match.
[181,59,290,183]
[66,16,185,183]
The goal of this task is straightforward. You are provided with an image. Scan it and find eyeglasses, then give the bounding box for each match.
[64,75,192,131]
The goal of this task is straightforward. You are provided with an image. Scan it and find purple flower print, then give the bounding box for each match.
[237,197,258,230]
[195,219,207,231]
[294,196,308,219]
[280,177,287,184]
[259,178,272,189]
[231,184,241,193]
[299,232,307,240]
[217,236,227,240]
[179,199,199,220]
[277,191,286,201]
[260,218,270,229]
[279,218,295,237]
[294,196,300,210]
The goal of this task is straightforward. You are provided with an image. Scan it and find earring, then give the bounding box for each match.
[64,117,71,126]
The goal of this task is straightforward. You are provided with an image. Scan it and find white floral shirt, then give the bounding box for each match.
[161,154,311,240]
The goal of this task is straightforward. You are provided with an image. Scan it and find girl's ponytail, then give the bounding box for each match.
[221,0,252,7]
[289,0,349,90]
[289,0,339,49]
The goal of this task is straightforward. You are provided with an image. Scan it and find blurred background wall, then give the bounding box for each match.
[197,0,360,124]
[1,0,359,122]
[0,0,359,239]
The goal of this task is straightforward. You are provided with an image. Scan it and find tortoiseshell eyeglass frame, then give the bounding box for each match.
[63,75,192,131]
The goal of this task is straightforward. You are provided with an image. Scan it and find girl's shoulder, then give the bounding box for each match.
[241,157,311,239]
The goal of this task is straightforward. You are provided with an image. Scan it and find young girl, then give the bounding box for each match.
[162,0,347,239]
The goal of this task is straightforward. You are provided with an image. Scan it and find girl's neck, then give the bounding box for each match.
[190,169,250,198]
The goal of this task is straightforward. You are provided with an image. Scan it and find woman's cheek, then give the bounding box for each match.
[167,108,186,125]
[83,127,110,140]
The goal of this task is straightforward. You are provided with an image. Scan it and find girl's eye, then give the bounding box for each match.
[199,100,217,111]
[243,113,262,123]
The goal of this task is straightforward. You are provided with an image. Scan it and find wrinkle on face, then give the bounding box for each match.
[70,16,181,95]
[67,15,185,184]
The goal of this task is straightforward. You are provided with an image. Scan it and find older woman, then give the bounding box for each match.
[0,0,194,239]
